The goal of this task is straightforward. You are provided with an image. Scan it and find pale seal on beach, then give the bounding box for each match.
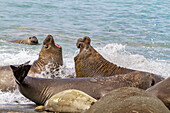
[10,64,161,105]
[6,36,39,45]
[34,89,97,112]
[146,77,170,109]
[74,36,164,82]
[0,35,63,91]
[86,87,170,113]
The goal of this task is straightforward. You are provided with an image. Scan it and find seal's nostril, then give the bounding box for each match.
[151,79,155,86]
[78,44,81,48]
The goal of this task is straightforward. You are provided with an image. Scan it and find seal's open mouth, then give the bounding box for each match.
[55,43,61,48]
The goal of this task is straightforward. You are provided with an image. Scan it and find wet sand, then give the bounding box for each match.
[0,104,46,113]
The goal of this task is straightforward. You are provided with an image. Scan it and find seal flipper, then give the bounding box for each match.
[10,64,31,85]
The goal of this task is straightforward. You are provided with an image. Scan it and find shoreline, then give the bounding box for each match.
[0,104,41,113]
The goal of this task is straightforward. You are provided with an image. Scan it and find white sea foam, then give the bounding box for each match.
[0,89,33,104]
[0,50,38,66]
[96,43,170,78]
[0,43,169,104]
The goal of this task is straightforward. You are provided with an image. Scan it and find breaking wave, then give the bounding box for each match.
[0,43,169,104]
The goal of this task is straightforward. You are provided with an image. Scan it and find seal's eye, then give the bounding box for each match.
[29,37,31,39]
[44,45,48,49]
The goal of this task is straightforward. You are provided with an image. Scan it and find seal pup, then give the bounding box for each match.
[34,89,97,112]
[28,35,63,77]
[86,87,169,113]
[10,64,161,105]
[6,36,39,45]
[146,77,170,109]
[74,36,164,83]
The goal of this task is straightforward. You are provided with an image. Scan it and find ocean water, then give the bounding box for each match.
[0,0,169,104]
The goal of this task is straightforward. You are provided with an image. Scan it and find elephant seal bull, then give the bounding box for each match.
[0,35,63,91]
[28,35,63,77]
[10,64,161,105]
[6,36,39,45]
[86,87,169,113]
[146,77,170,109]
[74,36,164,83]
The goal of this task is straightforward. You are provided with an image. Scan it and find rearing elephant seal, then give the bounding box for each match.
[146,77,170,109]
[10,64,161,105]
[28,35,63,77]
[6,36,39,45]
[74,36,164,82]
[0,35,63,91]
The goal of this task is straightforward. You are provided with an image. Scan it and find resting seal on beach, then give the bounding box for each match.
[0,35,63,91]
[34,89,97,112]
[10,64,161,105]
[28,35,63,77]
[146,77,170,109]
[6,36,39,45]
[74,36,164,82]
[86,87,169,113]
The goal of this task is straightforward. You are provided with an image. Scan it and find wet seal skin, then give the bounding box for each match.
[74,36,164,82]
[146,77,170,109]
[6,36,39,45]
[86,87,170,113]
[28,35,63,77]
[10,64,161,105]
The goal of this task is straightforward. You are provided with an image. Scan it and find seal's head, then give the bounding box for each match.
[149,73,165,85]
[76,36,91,53]
[74,36,97,62]
[27,36,39,45]
[39,35,63,66]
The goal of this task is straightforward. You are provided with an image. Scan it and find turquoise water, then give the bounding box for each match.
[0,0,169,60]
[0,0,169,104]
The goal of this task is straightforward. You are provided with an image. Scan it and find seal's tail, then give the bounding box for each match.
[10,64,31,85]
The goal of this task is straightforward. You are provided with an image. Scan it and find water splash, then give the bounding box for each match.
[96,43,170,78]
[0,43,169,104]
[0,89,33,104]
[0,50,38,66]
[36,62,76,78]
